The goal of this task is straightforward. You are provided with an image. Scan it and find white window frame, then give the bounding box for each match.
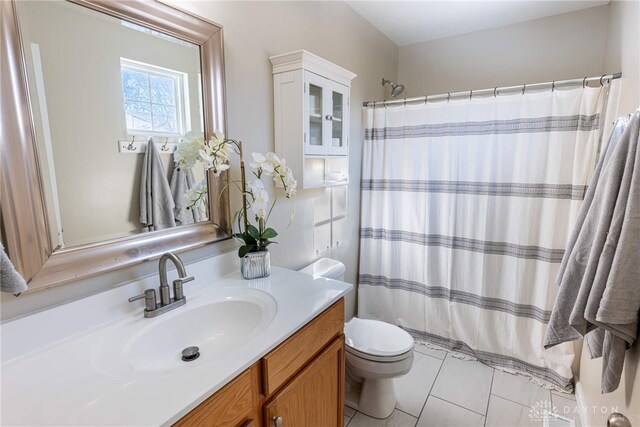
[120,58,188,138]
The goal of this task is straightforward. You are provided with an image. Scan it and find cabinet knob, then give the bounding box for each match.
[325,114,333,121]
[272,416,283,427]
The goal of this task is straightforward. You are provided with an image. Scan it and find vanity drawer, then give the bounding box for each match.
[262,299,344,397]
[174,363,261,427]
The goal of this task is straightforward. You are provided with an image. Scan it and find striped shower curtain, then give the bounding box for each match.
[359,86,609,391]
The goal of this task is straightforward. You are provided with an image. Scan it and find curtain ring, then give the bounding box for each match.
[552,81,556,92]
[522,84,526,95]
[447,92,451,102]
[493,87,498,97]
[403,99,407,106]
[599,75,606,86]
[424,96,428,105]
[383,100,388,108]
[583,77,588,88]
[469,90,473,101]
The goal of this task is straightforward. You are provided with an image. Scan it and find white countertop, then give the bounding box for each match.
[1,255,352,426]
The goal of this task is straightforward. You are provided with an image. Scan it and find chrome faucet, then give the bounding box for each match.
[128,252,194,318]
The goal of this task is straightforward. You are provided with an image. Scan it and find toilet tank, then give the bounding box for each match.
[299,258,346,281]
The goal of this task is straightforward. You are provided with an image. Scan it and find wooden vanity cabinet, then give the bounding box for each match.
[174,299,345,427]
[264,336,344,427]
[174,363,262,427]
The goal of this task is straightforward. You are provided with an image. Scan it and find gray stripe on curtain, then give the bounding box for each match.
[359,274,552,323]
[362,180,588,200]
[403,326,573,391]
[361,228,565,263]
[364,114,600,140]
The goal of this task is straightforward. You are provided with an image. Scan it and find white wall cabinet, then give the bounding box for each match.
[270,50,356,188]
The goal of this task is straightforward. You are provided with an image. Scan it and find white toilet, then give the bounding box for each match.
[300,258,415,419]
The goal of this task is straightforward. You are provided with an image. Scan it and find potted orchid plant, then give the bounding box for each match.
[175,132,297,279]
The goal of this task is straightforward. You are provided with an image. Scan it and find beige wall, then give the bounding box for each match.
[397,5,610,96]
[1,1,398,320]
[578,2,640,426]
[18,1,202,247]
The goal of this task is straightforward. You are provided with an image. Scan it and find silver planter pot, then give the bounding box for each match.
[240,250,271,279]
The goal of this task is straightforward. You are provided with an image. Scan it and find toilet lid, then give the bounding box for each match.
[344,318,414,357]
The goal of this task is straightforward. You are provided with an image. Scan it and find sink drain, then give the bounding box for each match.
[181,346,200,362]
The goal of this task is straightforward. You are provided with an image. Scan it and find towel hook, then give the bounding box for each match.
[127,135,136,151]
[583,77,588,88]
[161,138,170,151]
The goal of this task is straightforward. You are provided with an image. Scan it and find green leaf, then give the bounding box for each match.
[238,245,254,258]
[247,224,260,239]
[261,228,278,239]
[242,232,257,246]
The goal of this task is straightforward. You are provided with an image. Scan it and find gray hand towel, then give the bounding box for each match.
[1,241,28,294]
[170,165,203,225]
[140,137,176,232]
[544,111,640,393]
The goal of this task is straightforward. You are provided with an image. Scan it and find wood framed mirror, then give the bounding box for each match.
[0,0,231,293]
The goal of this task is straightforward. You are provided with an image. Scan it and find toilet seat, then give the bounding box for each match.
[345,345,412,363]
[344,318,414,361]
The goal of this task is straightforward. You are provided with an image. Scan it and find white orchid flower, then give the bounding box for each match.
[266,152,281,165]
[248,179,270,219]
[175,137,203,170]
[185,179,208,208]
[250,152,266,168]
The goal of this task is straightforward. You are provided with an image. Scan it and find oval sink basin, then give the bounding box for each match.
[93,288,277,375]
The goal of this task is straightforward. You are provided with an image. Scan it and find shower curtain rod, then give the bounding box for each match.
[362,72,622,107]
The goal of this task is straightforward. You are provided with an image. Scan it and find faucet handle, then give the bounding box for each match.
[128,289,157,311]
[173,276,194,300]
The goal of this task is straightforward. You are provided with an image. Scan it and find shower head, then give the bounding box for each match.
[382,78,405,97]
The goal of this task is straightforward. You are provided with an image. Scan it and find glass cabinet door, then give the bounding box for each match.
[304,72,349,157]
[327,82,348,155]
[305,72,327,155]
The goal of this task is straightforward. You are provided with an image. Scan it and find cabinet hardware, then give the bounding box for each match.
[272,415,283,427]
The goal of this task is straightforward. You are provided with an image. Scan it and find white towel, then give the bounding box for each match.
[139,137,175,231]
[1,241,28,294]
[170,164,203,225]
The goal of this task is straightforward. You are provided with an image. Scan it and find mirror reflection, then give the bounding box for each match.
[16,1,209,249]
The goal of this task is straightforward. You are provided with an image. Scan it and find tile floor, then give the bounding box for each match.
[344,344,581,427]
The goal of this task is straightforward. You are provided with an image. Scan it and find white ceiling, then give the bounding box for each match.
[346,1,609,47]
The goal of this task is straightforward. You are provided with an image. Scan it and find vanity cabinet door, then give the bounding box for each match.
[263,336,345,427]
[174,363,262,427]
